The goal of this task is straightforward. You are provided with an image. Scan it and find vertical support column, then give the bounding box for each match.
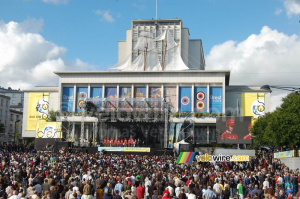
[222,82,225,115]
[80,109,85,146]
[207,126,209,144]
[73,85,77,112]
[176,84,179,112]
[207,84,210,113]
[191,84,195,113]
[72,122,75,142]
[88,84,91,98]
[164,105,168,148]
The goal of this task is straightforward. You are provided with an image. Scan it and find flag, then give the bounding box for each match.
[176,152,195,164]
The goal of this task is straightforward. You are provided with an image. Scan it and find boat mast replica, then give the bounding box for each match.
[111,29,189,71]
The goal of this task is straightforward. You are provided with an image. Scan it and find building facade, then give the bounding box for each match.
[21,19,271,149]
[0,87,24,112]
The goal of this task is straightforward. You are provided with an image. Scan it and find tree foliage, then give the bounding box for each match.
[47,109,57,122]
[252,92,300,147]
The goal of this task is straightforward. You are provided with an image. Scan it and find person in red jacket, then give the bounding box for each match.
[103,138,107,146]
[220,119,238,140]
[121,139,124,147]
[110,138,113,146]
[124,139,127,147]
[117,139,120,146]
[136,184,145,199]
[243,123,252,140]
[114,139,117,146]
[128,138,131,147]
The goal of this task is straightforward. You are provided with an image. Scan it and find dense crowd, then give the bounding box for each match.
[0,150,300,199]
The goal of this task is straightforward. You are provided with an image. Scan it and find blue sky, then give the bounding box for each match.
[1,0,299,68]
[1,0,300,109]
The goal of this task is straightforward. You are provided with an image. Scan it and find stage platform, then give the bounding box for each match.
[70,146,173,155]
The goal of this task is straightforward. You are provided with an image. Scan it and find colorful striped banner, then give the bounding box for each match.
[176,152,196,164]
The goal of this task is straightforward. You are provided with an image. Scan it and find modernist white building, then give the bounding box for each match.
[22,19,271,149]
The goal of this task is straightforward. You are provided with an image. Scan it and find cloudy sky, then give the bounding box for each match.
[0,0,300,110]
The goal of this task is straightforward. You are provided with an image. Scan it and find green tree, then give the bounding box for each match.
[252,92,300,147]
[47,109,58,122]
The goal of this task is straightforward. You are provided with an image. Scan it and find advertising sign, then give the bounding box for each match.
[210,87,223,113]
[241,93,265,123]
[179,87,192,112]
[27,92,49,130]
[216,116,252,144]
[194,87,207,112]
[76,87,88,113]
[91,87,102,98]
[36,122,62,138]
[62,87,74,112]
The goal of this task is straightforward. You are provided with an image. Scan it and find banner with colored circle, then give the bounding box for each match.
[179,87,192,112]
[194,87,207,112]
[76,87,88,113]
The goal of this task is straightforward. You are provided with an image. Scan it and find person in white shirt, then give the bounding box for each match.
[188,190,196,199]
[263,178,269,189]
[175,186,181,198]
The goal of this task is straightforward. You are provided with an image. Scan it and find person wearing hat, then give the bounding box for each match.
[243,123,252,140]
[220,119,238,140]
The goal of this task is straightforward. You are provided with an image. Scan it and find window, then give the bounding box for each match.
[11,99,16,105]
[12,94,16,98]
[0,109,2,115]
[0,99,3,106]
[10,114,14,121]
[6,100,9,107]
[16,115,19,120]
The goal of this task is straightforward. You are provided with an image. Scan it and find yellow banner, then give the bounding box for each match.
[27,92,49,130]
[241,93,265,123]
[36,122,62,138]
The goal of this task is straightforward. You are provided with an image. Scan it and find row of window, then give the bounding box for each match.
[0,99,9,107]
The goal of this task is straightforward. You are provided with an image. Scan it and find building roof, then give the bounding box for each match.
[226,85,272,92]
[0,94,11,100]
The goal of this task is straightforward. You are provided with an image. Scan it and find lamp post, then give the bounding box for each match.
[14,120,21,143]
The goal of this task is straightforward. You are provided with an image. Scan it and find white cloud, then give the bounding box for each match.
[284,0,300,16]
[42,0,69,4]
[0,20,93,90]
[275,8,283,15]
[206,26,300,110]
[95,10,115,23]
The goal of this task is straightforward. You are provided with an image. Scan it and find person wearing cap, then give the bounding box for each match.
[243,123,252,140]
[220,119,238,140]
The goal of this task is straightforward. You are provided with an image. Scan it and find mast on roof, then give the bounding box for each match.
[162,30,167,71]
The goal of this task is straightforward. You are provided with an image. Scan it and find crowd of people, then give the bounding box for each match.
[0,149,300,199]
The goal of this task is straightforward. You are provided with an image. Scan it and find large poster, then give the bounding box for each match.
[179,87,192,112]
[134,87,146,98]
[62,87,74,112]
[76,87,88,113]
[194,87,207,113]
[119,87,132,109]
[36,122,62,138]
[27,92,49,131]
[149,87,162,98]
[241,93,265,123]
[210,87,223,113]
[216,116,252,144]
[168,123,175,148]
[91,87,102,98]
[164,87,177,111]
[105,87,117,108]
